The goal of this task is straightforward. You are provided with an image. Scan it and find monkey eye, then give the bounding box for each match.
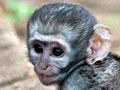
[53,48,64,57]
[34,44,43,53]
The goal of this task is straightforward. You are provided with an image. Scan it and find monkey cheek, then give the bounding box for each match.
[38,74,61,85]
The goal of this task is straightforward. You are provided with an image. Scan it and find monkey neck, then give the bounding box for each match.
[58,53,120,90]
[58,59,87,84]
[58,52,120,85]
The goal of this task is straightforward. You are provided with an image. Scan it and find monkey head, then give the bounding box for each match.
[27,2,112,85]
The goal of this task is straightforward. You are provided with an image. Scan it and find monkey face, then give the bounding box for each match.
[27,2,113,88]
[28,34,73,85]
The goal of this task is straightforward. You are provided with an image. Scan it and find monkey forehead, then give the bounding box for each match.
[28,20,79,41]
[29,32,71,52]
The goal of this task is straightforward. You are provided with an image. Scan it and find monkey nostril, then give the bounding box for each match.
[43,66,48,70]
[43,65,51,70]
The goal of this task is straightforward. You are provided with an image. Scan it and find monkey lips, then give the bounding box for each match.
[34,63,63,85]
[38,73,61,85]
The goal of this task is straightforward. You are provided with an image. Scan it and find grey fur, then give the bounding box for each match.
[27,2,97,61]
[27,2,120,90]
[59,53,120,90]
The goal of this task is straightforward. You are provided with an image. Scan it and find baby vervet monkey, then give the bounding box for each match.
[27,2,120,90]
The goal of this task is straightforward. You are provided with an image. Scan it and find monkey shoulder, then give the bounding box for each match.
[61,53,120,90]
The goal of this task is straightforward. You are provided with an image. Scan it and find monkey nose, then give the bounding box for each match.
[43,65,49,70]
[42,65,51,70]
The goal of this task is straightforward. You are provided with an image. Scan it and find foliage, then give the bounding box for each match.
[3,0,35,23]
[102,14,119,30]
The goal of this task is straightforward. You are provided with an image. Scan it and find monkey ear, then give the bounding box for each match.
[85,24,112,65]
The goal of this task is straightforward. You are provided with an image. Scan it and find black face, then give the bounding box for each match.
[28,40,72,85]
[33,44,64,56]
[27,2,97,85]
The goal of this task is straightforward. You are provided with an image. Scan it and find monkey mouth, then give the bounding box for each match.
[38,74,61,85]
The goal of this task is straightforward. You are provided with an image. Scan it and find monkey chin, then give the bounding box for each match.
[37,74,61,85]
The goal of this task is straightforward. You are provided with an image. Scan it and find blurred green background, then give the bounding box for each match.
[0,0,120,90]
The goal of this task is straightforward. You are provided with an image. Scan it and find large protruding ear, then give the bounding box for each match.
[86,24,112,65]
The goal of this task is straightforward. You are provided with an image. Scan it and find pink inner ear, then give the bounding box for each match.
[91,34,102,52]
[87,33,102,56]
[86,24,112,65]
